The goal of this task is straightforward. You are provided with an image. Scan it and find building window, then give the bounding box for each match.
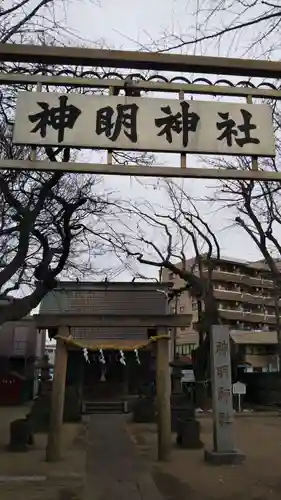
[176,343,196,355]
[245,345,268,355]
[192,302,197,311]
[245,346,253,355]
[179,306,184,312]
[180,327,185,331]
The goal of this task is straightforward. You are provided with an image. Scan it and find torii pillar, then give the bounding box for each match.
[46,328,68,462]
[156,332,171,461]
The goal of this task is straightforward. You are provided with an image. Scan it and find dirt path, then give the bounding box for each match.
[129,415,281,500]
[84,414,163,500]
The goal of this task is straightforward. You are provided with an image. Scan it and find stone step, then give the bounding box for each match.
[82,401,128,414]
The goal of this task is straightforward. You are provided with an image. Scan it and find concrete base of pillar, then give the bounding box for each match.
[204,448,245,465]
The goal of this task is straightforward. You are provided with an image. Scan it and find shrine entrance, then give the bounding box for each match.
[82,348,152,401]
[83,351,126,400]
[2,43,277,469]
[39,281,176,406]
[34,311,192,462]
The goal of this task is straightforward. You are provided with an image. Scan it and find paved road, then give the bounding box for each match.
[84,414,163,500]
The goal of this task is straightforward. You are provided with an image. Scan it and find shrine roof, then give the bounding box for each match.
[54,281,170,290]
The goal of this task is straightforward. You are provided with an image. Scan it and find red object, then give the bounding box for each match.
[0,372,25,405]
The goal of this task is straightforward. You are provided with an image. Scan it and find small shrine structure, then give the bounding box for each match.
[34,281,192,462]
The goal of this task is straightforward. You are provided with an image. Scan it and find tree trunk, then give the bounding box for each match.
[192,338,210,409]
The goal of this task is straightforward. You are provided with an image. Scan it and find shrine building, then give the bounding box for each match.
[35,281,192,411]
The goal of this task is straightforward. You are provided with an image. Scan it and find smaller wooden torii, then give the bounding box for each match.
[35,312,191,463]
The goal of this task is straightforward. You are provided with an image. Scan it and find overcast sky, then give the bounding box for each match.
[64,0,273,59]
[63,0,276,279]
[37,1,280,282]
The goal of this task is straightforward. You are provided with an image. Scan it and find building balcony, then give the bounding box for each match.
[176,332,198,345]
[213,289,278,306]
[219,307,276,324]
[230,329,278,345]
[205,269,273,288]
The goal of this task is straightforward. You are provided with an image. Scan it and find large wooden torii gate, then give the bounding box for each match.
[0,42,280,181]
[35,312,191,463]
[2,41,279,466]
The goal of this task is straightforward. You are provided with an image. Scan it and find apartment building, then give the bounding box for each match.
[161,256,280,372]
[0,316,45,373]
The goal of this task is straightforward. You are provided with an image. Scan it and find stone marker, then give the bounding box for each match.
[204,325,245,465]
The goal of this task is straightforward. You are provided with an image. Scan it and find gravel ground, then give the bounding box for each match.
[0,406,85,500]
[128,414,281,500]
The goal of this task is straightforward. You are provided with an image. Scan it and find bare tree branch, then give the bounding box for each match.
[159,9,281,53]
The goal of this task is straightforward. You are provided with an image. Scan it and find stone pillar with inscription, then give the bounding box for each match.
[204,325,245,465]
